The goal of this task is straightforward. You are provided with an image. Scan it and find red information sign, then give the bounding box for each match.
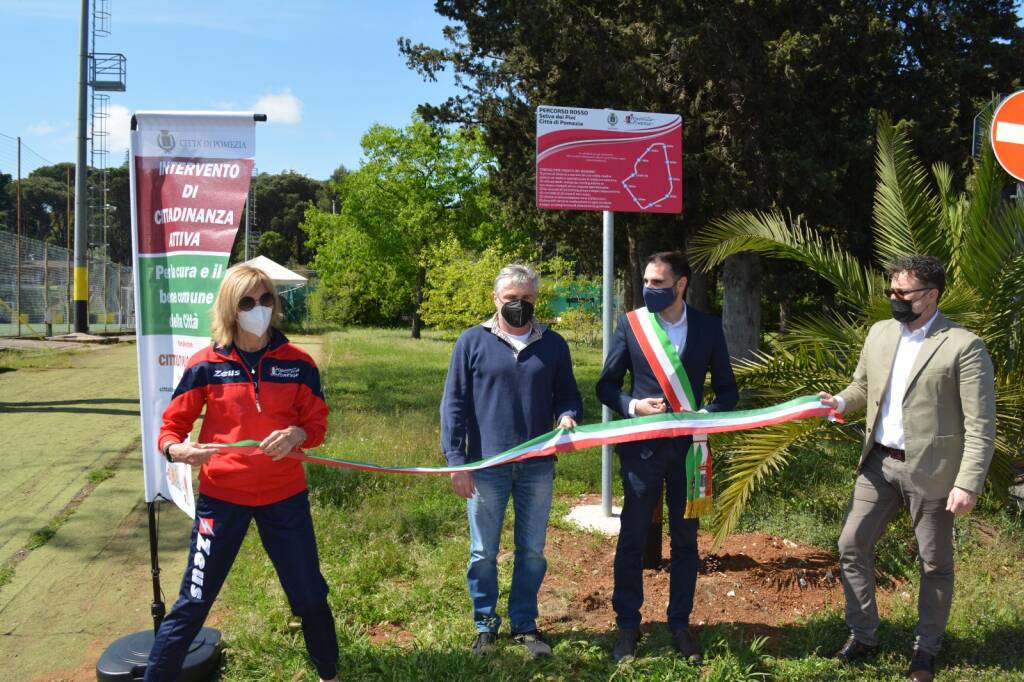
[992,90,1024,182]
[536,106,683,213]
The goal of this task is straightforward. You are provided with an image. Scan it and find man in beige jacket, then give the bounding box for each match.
[819,255,995,682]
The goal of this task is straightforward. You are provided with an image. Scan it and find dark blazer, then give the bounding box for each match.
[596,306,738,457]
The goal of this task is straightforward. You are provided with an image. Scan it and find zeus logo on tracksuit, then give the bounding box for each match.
[189,517,215,599]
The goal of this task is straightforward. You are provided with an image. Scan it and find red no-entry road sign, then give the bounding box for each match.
[992,91,1024,182]
[535,106,683,213]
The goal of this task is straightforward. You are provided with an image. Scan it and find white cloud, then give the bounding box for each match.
[107,105,133,160]
[26,121,67,136]
[252,89,303,125]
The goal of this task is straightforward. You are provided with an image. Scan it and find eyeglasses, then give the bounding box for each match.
[883,286,934,300]
[238,293,274,311]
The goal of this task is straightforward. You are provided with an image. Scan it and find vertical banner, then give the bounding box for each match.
[130,111,256,517]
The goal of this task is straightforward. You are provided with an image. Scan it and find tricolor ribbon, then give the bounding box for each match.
[201,395,838,477]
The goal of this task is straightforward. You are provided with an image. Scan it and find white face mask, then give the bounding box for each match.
[237,305,272,336]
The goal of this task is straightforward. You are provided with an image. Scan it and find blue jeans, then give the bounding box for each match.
[613,447,699,631]
[466,459,555,634]
[144,491,338,682]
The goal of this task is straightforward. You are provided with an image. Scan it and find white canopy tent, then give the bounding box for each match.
[243,255,308,292]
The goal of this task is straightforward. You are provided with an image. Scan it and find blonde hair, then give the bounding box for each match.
[210,264,282,347]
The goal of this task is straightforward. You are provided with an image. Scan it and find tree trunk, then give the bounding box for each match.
[626,227,645,311]
[411,266,426,339]
[721,253,761,361]
[778,298,792,335]
[686,269,710,312]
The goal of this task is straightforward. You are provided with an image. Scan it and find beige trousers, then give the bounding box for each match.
[837,447,955,655]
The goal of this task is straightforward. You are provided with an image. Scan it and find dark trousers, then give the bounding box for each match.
[144,490,338,681]
[613,448,700,630]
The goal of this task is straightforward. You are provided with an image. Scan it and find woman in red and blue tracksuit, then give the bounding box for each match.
[145,264,338,682]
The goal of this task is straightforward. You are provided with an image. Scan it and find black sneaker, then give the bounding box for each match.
[612,628,640,663]
[835,634,879,664]
[471,631,497,657]
[512,630,552,657]
[907,648,936,682]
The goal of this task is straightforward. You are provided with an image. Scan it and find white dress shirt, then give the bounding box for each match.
[629,305,688,416]
[661,305,689,356]
[874,310,938,449]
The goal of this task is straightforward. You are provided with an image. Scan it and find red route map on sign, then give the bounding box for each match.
[536,106,682,214]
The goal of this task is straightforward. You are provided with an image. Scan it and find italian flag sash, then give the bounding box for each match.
[626,306,711,518]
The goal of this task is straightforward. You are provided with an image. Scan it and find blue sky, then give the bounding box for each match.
[0,0,461,179]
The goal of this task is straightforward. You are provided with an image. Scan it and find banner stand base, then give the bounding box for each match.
[95,627,222,681]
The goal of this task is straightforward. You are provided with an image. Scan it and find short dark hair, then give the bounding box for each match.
[646,251,692,281]
[886,254,945,297]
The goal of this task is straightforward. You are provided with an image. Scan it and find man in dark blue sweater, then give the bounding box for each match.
[441,263,583,658]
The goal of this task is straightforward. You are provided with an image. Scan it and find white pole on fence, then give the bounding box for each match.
[44,241,49,333]
[16,137,22,336]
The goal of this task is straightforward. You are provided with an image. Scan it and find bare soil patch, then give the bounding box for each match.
[538,512,901,646]
[363,508,903,651]
[368,621,418,646]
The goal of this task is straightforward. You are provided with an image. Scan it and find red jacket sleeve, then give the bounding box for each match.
[158,363,207,451]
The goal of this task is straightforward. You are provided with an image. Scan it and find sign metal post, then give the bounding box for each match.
[536,106,683,518]
[601,209,614,515]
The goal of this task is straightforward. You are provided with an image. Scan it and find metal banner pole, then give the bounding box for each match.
[147,502,165,632]
[601,210,614,516]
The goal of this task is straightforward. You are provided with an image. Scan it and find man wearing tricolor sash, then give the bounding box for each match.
[597,251,738,664]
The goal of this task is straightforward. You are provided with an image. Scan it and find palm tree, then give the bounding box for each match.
[689,114,1024,547]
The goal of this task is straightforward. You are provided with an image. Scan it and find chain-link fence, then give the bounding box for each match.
[0,230,134,337]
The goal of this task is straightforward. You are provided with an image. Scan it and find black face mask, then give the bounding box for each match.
[501,299,534,328]
[890,298,921,324]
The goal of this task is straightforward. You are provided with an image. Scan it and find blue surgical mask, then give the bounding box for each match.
[643,280,679,313]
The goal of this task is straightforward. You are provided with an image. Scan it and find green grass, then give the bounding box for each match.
[25,525,58,550]
[0,564,13,590]
[216,328,1024,681]
[20,463,123,553]
[87,467,116,484]
[0,347,79,370]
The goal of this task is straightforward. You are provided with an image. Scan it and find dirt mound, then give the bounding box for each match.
[367,516,901,650]
[538,525,894,640]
